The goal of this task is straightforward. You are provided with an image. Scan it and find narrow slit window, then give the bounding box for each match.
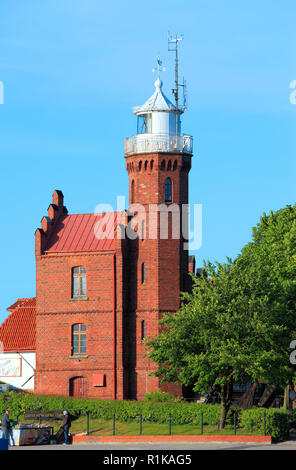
[141,263,146,284]
[165,178,172,203]
[131,180,135,204]
[141,320,146,340]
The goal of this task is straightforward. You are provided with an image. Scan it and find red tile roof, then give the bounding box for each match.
[0,298,36,352]
[7,298,35,312]
[45,212,123,253]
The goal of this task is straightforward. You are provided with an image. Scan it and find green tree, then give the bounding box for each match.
[146,205,296,429]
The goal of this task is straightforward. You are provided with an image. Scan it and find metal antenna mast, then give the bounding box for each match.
[168,32,184,112]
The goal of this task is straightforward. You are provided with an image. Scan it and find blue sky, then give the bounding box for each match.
[0,0,295,323]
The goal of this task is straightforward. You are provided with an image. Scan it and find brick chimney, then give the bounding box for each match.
[35,190,68,256]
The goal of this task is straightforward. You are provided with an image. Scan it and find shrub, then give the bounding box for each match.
[0,393,222,425]
[144,391,177,402]
[0,392,289,440]
[240,408,289,441]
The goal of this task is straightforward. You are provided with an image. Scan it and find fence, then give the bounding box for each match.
[81,411,268,437]
[124,134,193,156]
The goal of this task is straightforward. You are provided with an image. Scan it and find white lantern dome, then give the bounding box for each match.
[133,76,181,136]
[124,57,193,156]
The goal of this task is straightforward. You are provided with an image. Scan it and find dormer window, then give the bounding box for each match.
[72,266,86,297]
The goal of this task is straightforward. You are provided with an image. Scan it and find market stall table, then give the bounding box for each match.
[1,424,53,446]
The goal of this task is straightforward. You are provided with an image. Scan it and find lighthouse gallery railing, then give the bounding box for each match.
[124,134,193,156]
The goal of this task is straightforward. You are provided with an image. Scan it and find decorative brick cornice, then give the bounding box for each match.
[40,251,116,259]
[36,309,115,316]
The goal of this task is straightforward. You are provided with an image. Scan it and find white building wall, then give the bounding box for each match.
[0,352,35,390]
[152,111,170,134]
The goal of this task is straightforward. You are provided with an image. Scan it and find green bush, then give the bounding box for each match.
[0,392,222,425]
[0,392,289,440]
[144,391,177,402]
[240,408,289,441]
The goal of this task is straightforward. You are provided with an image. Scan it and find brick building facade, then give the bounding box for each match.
[34,74,195,400]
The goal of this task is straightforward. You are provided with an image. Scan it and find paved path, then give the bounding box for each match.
[9,440,296,450]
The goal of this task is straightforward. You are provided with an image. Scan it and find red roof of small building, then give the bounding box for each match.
[7,298,35,312]
[45,212,123,253]
[0,298,36,352]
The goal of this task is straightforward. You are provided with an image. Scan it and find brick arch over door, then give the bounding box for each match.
[69,376,87,397]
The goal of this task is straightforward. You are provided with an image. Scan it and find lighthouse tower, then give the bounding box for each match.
[124,57,194,399]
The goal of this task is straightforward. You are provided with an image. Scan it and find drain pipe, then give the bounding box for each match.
[112,252,117,400]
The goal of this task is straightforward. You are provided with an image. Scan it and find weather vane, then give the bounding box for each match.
[152,56,166,80]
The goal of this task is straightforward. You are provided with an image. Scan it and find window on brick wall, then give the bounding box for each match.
[165,178,172,203]
[141,320,146,340]
[141,262,146,284]
[131,180,135,204]
[72,266,86,297]
[141,219,145,241]
[72,323,87,355]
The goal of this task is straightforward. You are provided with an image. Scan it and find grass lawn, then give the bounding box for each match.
[15,415,262,437]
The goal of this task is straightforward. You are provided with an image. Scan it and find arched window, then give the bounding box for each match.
[141,320,146,340]
[72,266,86,297]
[131,180,135,204]
[138,161,142,171]
[141,262,146,284]
[150,160,154,170]
[173,160,177,171]
[72,324,87,355]
[161,160,165,171]
[165,178,172,203]
[144,160,148,170]
[167,160,172,171]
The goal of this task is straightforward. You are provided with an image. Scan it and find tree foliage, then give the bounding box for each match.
[146,205,296,427]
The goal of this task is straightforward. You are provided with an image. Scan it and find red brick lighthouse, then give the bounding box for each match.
[124,60,194,398]
[34,58,194,400]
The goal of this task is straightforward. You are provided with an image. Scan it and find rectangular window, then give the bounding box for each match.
[72,266,87,297]
[72,324,87,355]
[141,321,146,340]
[73,339,79,354]
[141,263,146,284]
[73,277,80,297]
[80,334,86,353]
[80,276,86,296]
[137,113,152,134]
